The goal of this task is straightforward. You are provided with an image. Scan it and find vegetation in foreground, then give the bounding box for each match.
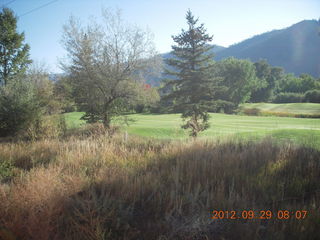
[0,134,319,240]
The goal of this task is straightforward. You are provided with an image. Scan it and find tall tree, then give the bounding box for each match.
[61,9,159,128]
[162,10,220,137]
[250,60,270,102]
[250,60,284,102]
[214,57,259,106]
[0,8,31,85]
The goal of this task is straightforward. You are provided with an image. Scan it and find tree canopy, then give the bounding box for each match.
[0,8,31,85]
[214,57,259,106]
[61,9,159,128]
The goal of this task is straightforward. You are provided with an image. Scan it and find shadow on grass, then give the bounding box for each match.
[1,137,320,239]
[54,139,320,240]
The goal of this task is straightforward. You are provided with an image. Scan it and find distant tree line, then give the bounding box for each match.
[157,55,320,115]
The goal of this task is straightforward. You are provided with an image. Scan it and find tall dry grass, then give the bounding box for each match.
[0,134,319,239]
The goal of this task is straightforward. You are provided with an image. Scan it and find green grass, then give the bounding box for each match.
[3,112,320,239]
[241,102,320,115]
[64,112,320,148]
[64,112,86,129]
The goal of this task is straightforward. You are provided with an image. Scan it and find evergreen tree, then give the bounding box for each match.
[0,8,31,85]
[163,10,219,137]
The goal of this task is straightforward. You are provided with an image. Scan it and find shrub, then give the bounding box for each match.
[259,111,320,118]
[210,100,236,114]
[0,77,67,140]
[304,89,320,103]
[62,103,77,113]
[0,158,14,183]
[149,104,162,113]
[23,114,67,140]
[273,92,304,103]
[0,80,43,137]
[242,108,261,116]
[134,104,145,113]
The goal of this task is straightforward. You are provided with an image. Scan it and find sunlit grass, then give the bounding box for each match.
[64,112,85,129]
[63,112,320,149]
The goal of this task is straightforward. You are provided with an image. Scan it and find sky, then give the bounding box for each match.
[1,0,319,73]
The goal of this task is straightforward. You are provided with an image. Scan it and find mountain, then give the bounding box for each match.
[215,20,320,77]
[161,44,226,60]
[148,20,320,86]
[147,45,226,86]
[50,20,319,86]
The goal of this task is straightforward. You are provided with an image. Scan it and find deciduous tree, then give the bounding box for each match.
[214,57,258,106]
[61,9,159,128]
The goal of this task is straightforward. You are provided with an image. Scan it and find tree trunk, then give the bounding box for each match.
[102,113,111,129]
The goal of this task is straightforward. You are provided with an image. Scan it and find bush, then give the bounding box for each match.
[304,90,320,103]
[23,114,67,140]
[134,104,145,113]
[149,104,162,113]
[273,92,304,103]
[0,76,67,140]
[259,111,320,118]
[0,158,14,183]
[210,100,236,114]
[62,103,77,113]
[242,108,261,116]
[0,80,43,137]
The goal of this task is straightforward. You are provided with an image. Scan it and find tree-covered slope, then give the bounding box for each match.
[215,20,320,77]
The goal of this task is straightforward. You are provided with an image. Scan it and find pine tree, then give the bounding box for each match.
[163,10,219,137]
[0,8,31,85]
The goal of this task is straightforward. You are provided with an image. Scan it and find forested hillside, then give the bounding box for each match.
[215,20,320,77]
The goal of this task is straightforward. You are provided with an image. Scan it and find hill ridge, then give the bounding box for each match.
[214,19,320,77]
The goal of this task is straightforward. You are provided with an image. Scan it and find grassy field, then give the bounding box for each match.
[1,136,319,239]
[1,109,319,239]
[64,112,320,148]
[241,102,320,115]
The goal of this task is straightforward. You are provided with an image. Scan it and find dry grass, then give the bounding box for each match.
[242,107,320,118]
[0,133,319,239]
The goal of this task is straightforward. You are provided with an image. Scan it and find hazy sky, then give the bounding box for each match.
[1,0,319,72]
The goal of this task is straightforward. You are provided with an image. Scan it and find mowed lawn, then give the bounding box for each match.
[64,112,320,148]
[241,102,320,115]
